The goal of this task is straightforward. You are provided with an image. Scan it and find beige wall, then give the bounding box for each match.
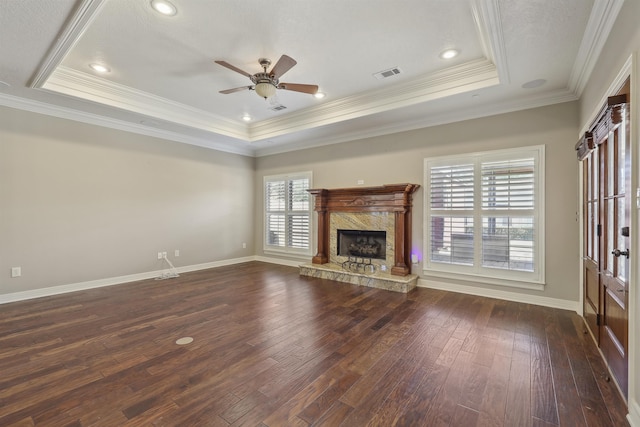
[256,101,580,302]
[0,106,255,295]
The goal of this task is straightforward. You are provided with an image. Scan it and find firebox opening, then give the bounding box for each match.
[337,229,387,260]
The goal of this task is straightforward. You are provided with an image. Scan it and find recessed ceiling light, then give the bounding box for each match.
[89,63,110,73]
[521,79,547,89]
[151,0,177,16]
[440,49,459,59]
[242,114,252,122]
[314,92,326,99]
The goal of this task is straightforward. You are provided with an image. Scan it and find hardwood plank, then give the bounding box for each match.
[451,404,480,427]
[421,349,474,425]
[297,371,359,424]
[531,336,558,424]
[546,311,588,426]
[504,350,532,427]
[261,367,344,426]
[312,401,353,427]
[0,262,628,427]
[476,354,510,427]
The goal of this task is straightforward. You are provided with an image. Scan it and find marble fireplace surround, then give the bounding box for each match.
[300,183,420,293]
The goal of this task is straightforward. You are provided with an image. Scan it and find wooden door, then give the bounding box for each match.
[582,79,630,398]
[599,89,630,397]
[582,148,600,342]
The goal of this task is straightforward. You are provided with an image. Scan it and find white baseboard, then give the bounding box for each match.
[0,256,257,305]
[629,399,640,427]
[0,257,578,314]
[418,278,580,312]
[254,255,309,267]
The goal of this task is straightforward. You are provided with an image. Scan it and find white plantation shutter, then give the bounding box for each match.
[266,180,286,211]
[430,164,474,210]
[265,173,312,253]
[429,164,475,265]
[287,178,310,249]
[266,180,286,247]
[288,215,310,248]
[481,158,535,272]
[424,146,544,285]
[481,159,535,210]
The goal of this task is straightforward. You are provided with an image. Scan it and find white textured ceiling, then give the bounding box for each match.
[0,0,621,156]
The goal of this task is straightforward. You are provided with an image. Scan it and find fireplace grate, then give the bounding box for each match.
[337,229,386,260]
[342,256,376,274]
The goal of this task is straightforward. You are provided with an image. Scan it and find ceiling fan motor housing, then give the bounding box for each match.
[251,72,279,87]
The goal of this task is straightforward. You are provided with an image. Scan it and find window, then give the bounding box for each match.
[424,146,544,285]
[264,172,312,255]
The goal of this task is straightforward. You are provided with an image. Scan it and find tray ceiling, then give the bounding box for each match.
[0,0,622,156]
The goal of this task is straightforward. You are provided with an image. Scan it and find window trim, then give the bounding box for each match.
[263,171,313,256]
[423,145,545,287]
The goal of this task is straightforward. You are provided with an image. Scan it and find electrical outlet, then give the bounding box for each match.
[242,243,247,249]
[357,179,364,185]
[11,267,21,278]
[157,252,163,260]
[174,249,180,257]
[162,251,167,259]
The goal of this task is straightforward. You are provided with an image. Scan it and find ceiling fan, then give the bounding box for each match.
[215,54,318,99]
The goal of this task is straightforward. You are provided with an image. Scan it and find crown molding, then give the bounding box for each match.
[0,92,254,157]
[30,0,107,88]
[248,58,500,141]
[471,0,510,84]
[568,0,624,96]
[254,88,577,157]
[43,59,499,145]
[43,66,248,139]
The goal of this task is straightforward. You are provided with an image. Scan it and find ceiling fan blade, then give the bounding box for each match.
[219,85,253,94]
[270,55,297,79]
[278,83,319,95]
[214,60,253,78]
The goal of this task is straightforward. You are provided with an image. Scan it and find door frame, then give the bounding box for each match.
[578,54,636,403]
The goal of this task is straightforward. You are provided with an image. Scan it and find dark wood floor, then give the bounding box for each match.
[0,262,628,426]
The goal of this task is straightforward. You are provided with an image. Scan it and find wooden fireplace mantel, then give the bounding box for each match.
[307,183,420,276]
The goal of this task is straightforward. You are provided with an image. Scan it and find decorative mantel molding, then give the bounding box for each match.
[307,183,420,276]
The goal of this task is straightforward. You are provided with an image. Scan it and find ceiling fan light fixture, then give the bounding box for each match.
[255,81,276,99]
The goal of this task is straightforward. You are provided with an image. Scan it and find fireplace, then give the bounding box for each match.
[337,229,386,260]
[307,183,419,276]
[300,183,420,293]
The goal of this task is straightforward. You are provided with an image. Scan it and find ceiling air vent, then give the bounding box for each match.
[269,104,287,112]
[373,67,402,80]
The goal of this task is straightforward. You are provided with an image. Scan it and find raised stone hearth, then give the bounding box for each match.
[301,183,419,293]
[300,263,417,293]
